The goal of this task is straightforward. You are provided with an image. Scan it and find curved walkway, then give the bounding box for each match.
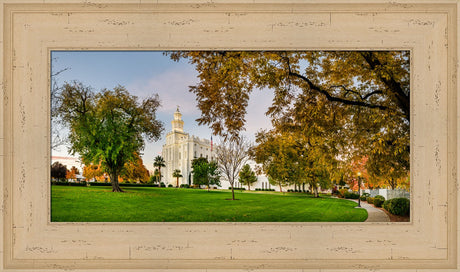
[350,199,390,222]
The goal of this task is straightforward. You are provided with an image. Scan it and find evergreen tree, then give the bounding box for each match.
[238,164,257,191]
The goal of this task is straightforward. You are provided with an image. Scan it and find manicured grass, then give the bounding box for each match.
[51,186,368,222]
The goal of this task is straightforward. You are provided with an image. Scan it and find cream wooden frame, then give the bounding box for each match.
[0,1,458,271]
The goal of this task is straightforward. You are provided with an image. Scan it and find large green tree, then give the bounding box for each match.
[252,132,299,193]
[168,51,410,186]
[252,126,336,197]
[55,81,164,192]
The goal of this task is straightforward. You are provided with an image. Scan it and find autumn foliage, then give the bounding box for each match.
[171,51,410,191]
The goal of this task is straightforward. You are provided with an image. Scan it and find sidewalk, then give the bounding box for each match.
[350,199,390,222]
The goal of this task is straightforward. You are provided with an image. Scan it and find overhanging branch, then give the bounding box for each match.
[289,71,389,111]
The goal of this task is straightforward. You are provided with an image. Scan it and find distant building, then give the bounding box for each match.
[161,107,213,186]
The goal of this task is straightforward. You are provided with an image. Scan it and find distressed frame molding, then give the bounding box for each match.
[0,1,458,271]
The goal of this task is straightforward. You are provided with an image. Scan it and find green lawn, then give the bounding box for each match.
[51,186,368,222]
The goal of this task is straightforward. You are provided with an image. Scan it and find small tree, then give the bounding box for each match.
[238,164,257,191]
[51,161,67,181]
[66,166,80,180]
[153,156,166,183]
[172,169,183,187]
[152,169,161,185]
[191,158,220,191]
[215,136,250,200]
[122,153,150,183]
[83,163,103,182]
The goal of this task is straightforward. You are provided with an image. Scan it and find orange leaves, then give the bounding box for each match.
[66,166,79,180]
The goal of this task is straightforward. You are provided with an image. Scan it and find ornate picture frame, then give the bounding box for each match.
[1,1,458,271]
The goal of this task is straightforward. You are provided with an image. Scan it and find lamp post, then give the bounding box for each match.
[357,171,362,207]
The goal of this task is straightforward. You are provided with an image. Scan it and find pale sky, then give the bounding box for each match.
[51,51,274,172]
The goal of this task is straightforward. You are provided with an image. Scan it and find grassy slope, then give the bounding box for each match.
[51,186,368,222]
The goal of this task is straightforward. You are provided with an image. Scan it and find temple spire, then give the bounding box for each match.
[172,106,184,132]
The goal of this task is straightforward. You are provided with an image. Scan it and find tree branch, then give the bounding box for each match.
[359,51,410,121]
[281,56,389,111]
[289,71,389,111]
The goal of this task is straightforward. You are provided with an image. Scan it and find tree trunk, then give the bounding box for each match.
[302,183,305,192]
[158,167,161,184]
[390,178,396,190]
[279,182,282,193]
[176,177,179,188]
[313,185,319,197]
[110,171,123,192]
[248,184,250,191]
[231,183,235,200]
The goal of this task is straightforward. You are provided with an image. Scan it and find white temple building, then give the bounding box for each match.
[160,107,297,192]
[161,107,213,186]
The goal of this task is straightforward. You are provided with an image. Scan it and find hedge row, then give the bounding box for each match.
[287,189,310,193]
[363,195,410,216]
[255,188,275,191]
[344,192,360,199]
[51,181,87,186]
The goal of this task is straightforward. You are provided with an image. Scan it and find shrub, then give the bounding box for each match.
[360,192,370,201]
[180,184,190,188]
[367,197,374,204]
[338,189,348,198]
[383,200,391,210]
[168,184,173,187]
[160,182,166,187]
[344,191,359,199]
[386,198,410,216]
[373,195,385,208]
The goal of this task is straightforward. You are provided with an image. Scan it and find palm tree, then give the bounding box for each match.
[153,156,166,185]
[172,169,183,187]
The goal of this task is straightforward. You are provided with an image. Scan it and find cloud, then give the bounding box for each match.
[127,66,200,115]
